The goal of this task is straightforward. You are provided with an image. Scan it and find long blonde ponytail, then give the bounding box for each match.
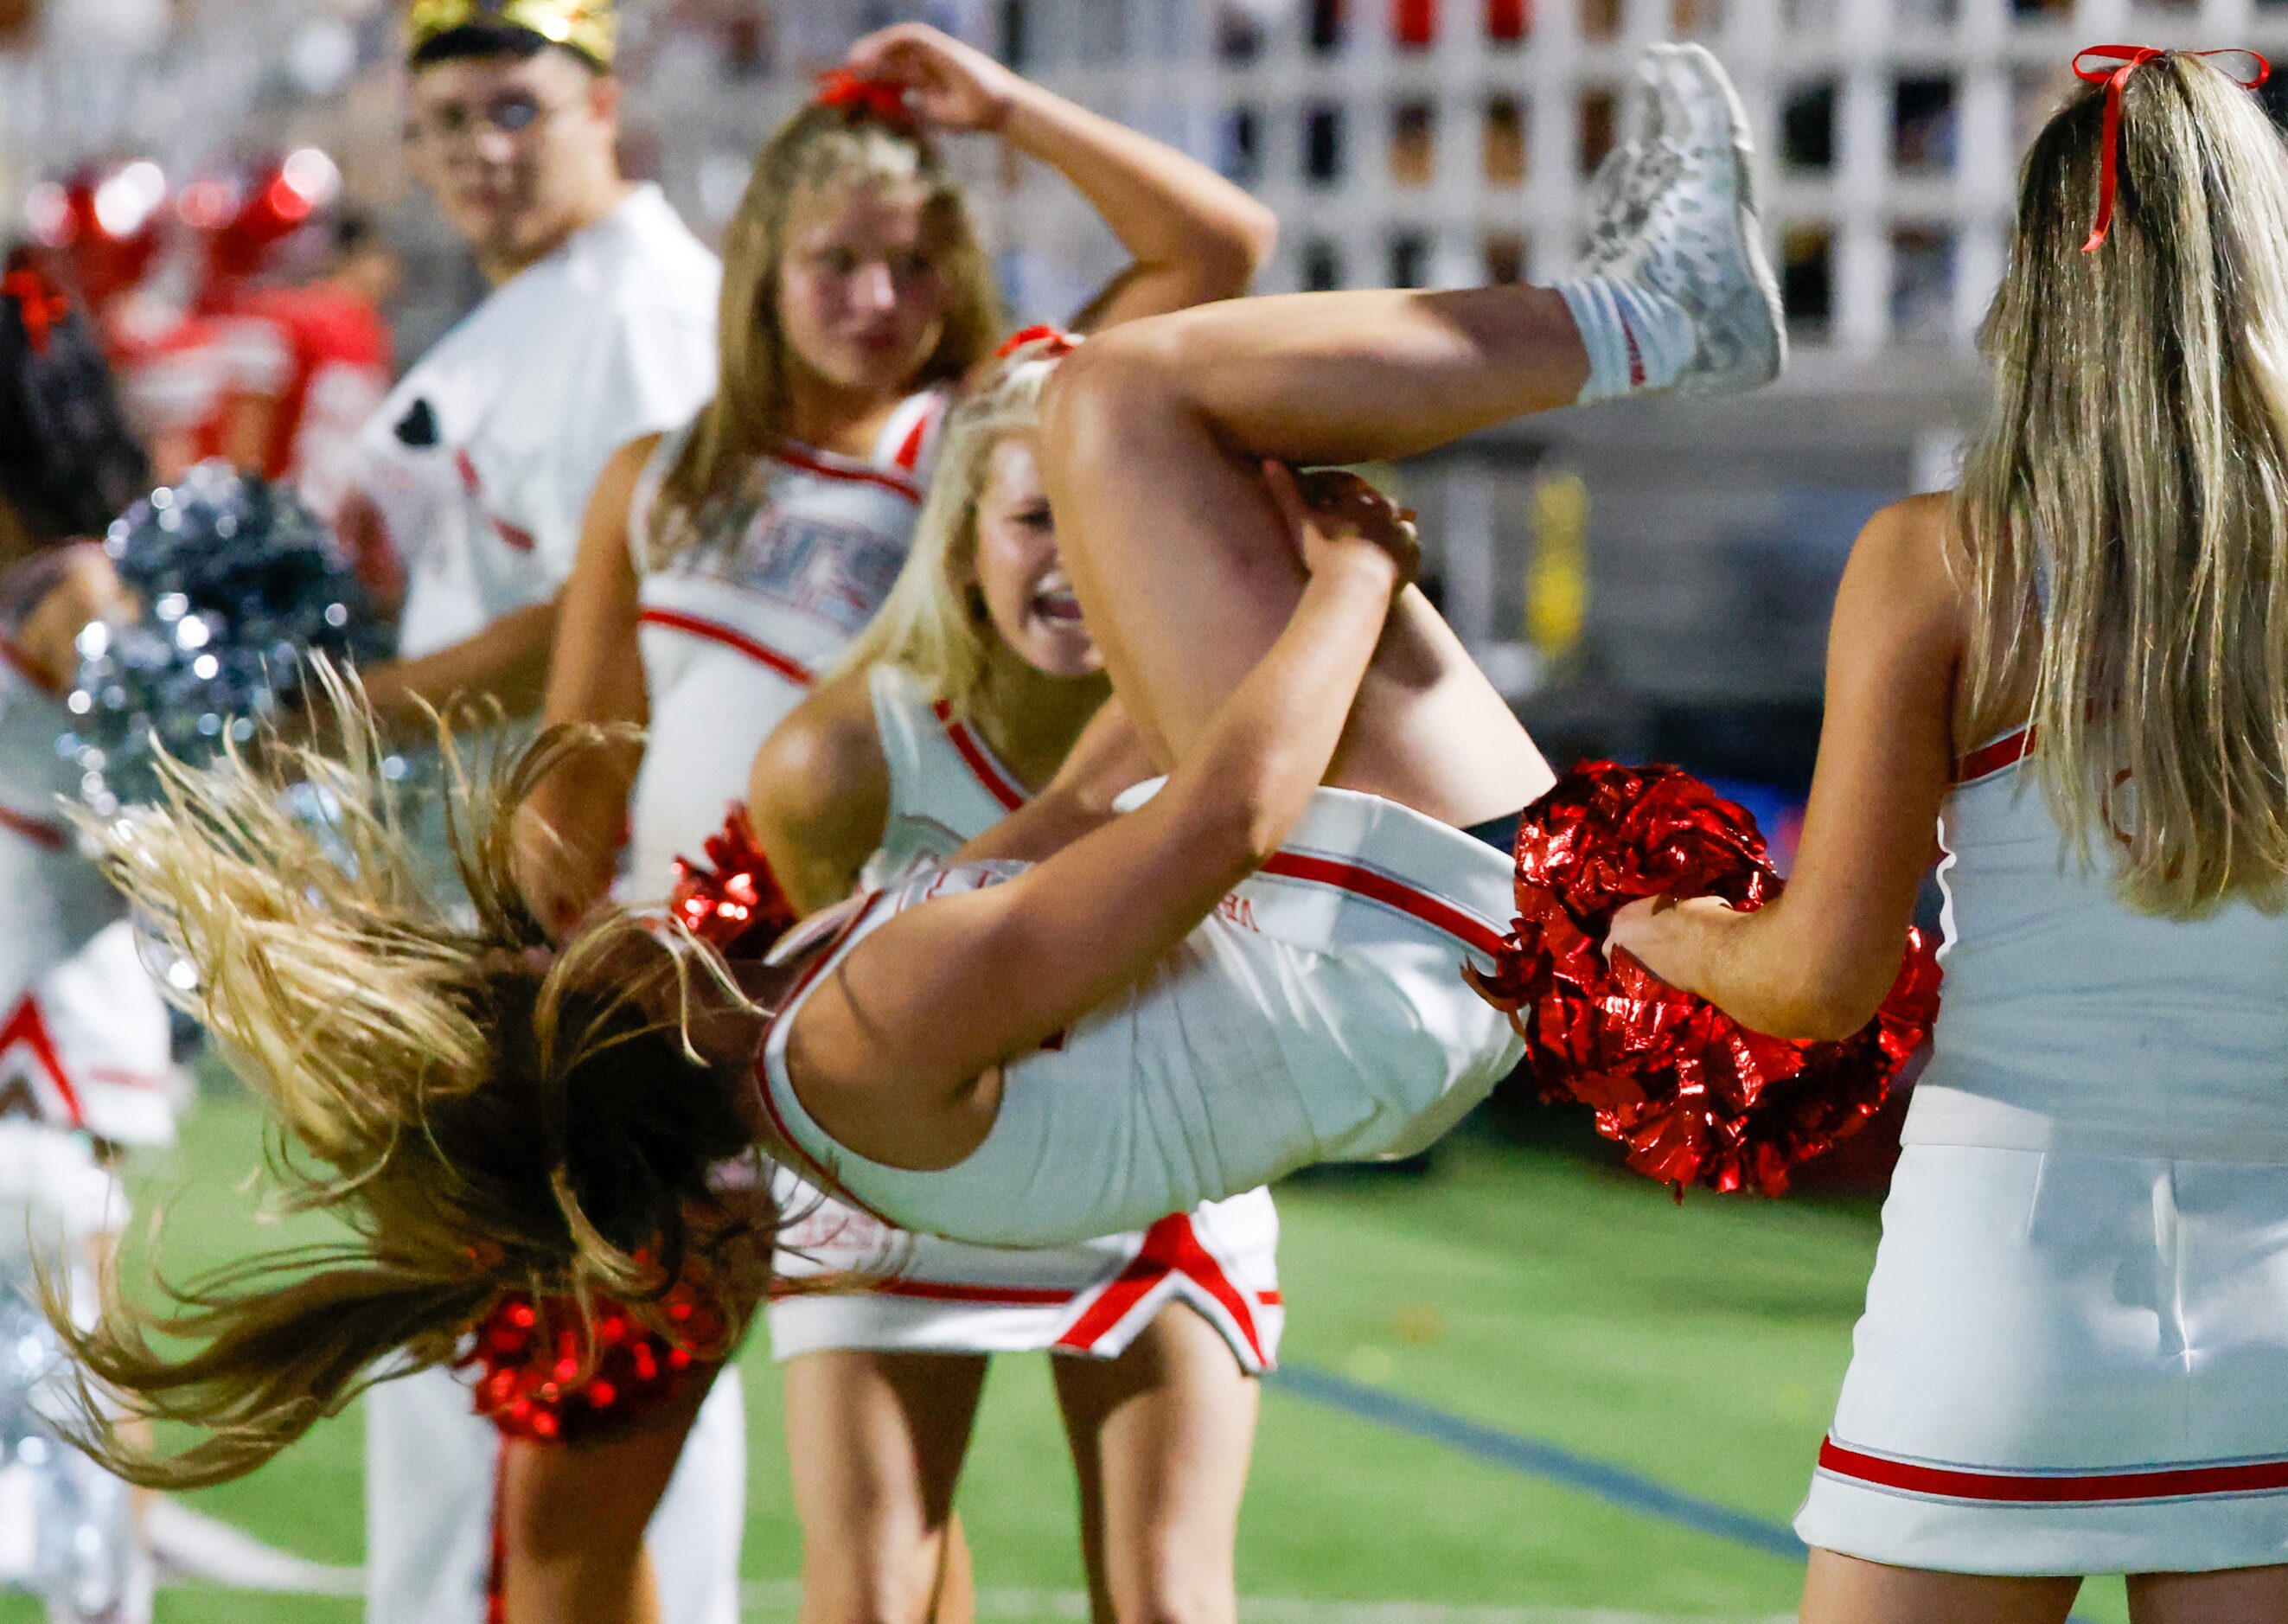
[1956,52,2288,915]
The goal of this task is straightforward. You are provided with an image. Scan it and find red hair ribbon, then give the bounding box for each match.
[815,68,917,134]
[1,270,71,354]
[993,324,1081,361]
[2074,45,2271,252]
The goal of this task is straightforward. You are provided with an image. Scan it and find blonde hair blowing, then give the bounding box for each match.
[1957,53,2288,915]
[52,668,776,1488]
[833,345,1061,716]
[648,106,1003,564]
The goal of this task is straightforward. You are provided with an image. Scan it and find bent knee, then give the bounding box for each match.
[1038,322,1195,458]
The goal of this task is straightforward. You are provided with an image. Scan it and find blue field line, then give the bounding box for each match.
[1270,1363,1808,1559]
[1272,1365,2104,1624]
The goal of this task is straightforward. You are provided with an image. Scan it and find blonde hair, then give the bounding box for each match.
[1955,53,2288,915]
[834,342,1079,718]
[52,672,778,1488]
[649,105,1003,563]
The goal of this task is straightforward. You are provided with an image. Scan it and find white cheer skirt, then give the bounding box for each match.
[1798,1144,2288,1575]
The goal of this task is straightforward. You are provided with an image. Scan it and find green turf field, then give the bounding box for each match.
[0,1093,2147,1621]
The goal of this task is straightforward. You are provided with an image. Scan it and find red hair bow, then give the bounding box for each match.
[993,324,1081,361]
[2073,45,2271,252]
[1,269,71,354]
[815,68,917,134]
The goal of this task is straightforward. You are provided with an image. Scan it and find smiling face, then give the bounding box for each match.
[967,433,1100,679]
[773,176,954,407]
[405,48,623,278]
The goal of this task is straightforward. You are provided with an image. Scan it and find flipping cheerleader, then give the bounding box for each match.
[514,24,1275,1620]
[337,3,733,1621]
[735,339,1280,1622]
[1606,48,2288,1622]
[0,257,179,1623]
[53,30,1777,1595]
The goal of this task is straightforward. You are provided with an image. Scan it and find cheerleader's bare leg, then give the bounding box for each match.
[1040,44,1780,826]
[1051,1305,1256,1624]
[2125,1563,2288,1623]
[1799,1550,2080,1624]
[783,1351,987,1624]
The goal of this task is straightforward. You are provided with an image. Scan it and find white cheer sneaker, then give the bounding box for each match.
[1574,42,1786,398]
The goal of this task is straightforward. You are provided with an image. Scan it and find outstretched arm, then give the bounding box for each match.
[512,435,657,937]
[1609,496,1960,1039]
[786,470,1416,1171]
[847,24,1276,329]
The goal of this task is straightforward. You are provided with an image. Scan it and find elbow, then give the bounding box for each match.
[1181,775,1300,881]
[1745,977,1890,1044]
[1199,200,1279,292]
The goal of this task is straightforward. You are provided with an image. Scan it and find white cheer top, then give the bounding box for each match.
[622,392,944,898]
[355,185,721,660]
[860,662,1027,886]
[1905,728,2288,1160]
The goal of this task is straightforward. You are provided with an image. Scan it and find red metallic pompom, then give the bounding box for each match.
[463,1288,726,1447]
[668,806,798,956]
[1470,762,1942,1197]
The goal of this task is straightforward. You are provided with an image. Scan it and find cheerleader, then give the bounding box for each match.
[514,24,1274,1621]
[0,257,179,1624]
[733,339,1279,1623]
[47,34,1780,1515]
[1606,47,2288,1622]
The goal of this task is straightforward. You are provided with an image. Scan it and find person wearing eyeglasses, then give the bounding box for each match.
[337,6,734,1624]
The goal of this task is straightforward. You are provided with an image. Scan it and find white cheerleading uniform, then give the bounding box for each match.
[348,186,746,1624]
[1798,728,2288,1576]
[756,781,1523,1248]
[766,666,1285,1369]
[0,608,175,1156]
[622,391,944,900]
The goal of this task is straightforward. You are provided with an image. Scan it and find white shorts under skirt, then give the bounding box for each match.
[1798,1144,2288,1576]
[764,1176,1283,1369]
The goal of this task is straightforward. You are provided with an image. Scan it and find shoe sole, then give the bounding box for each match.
[1664,42,1788,389]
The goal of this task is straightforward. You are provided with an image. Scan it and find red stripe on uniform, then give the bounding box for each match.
[0,998,86,1128]
[1054,1213,1271,1365]
[638,609,815,687]
[890,405,936,473]
[1256,851,1506,958]
[773,444,921,502]
[1818,1439,2288,1504]
[1618,308,1646,389]
[931,700,1026,811]
[0,803,68,851]
[1953,726,2036,784]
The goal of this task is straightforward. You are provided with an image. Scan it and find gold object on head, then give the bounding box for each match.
[406,0,617,67]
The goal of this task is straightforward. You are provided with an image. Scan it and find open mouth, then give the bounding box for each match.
[1032,585,1085,625]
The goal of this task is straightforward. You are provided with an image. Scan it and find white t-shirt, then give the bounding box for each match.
[355,185,721,660]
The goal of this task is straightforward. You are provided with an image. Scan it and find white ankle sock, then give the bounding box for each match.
[1554,276,1695,403]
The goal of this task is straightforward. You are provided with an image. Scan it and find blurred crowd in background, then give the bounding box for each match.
[14,0,2288,847]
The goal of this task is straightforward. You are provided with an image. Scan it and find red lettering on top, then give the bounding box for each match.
[1217,893,1260,932]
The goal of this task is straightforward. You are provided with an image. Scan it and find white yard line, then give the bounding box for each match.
[138,1512,1791,1622]
[740,1584,1791,1624]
